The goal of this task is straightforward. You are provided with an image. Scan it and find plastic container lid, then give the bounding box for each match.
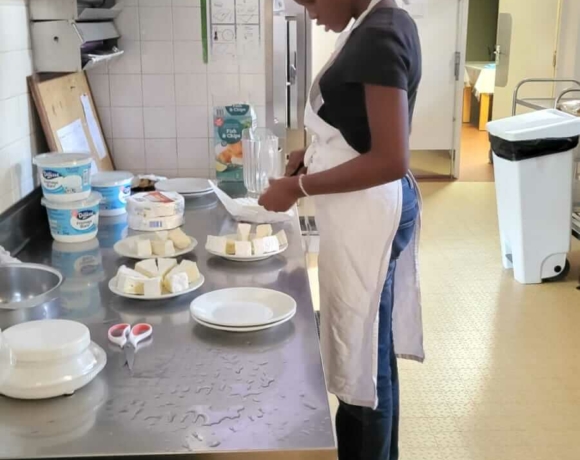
[487,109,580,142]
[33,153,92,168]
[42,192,102,210]
[91,171,133,187]
[3,320,91,363]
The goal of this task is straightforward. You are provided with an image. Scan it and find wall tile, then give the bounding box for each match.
[173,0,199,6]
[173,40,205,74]
[172,7,201,41]
[177,138,210,169]
[240,73,266,105]
[176,106,209,138]
[140,7,173,41]
[178,168,210,178]
[142,75,176,107]
[0,5,30,53]
[110,39,142,74]
[144,107,176,138]
[115,6,140,41]
[111,107,145,138]
[0,50,32,101]
[112,138,146,170]
[86,72,110,107]
[175,74,208,106]
[145,139,177,169]
[110,74,143,107]
[139,0,172,6]
[142,41,175,74]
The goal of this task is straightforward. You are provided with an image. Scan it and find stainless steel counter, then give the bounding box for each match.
[0,193,336,459]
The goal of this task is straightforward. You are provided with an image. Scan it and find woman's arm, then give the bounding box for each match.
[300,84,410,195]
[258,84,410,212]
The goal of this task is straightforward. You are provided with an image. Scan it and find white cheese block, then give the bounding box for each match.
[143,277,163,297]
[163,272,189,293]
[121,277,145,295]
[252,238,265,256]
[136,239,152,258]
[152,240,176,257]
[276,230,288,247]
[236,223,251,242]
[157,258,178,278]
[151,230,169,241]
[128,214,184,232]
[116,266,147,291]
[206,235,227,255]
[178,260,200,283]
[262,236,280,254]
[256,224,273,238]
[168,227,190,250]
[226,239,236,255]
[135,259,158,278]
[235,241,252,257]
[127,191,185,218]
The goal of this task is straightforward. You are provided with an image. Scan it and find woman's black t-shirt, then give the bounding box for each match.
[318,7,422,154]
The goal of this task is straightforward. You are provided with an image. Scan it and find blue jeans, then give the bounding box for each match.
[336,176,419,460]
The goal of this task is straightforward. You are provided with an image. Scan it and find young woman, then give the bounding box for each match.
[258,1,424,459]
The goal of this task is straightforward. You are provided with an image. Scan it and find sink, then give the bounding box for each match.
[0,264,63,311]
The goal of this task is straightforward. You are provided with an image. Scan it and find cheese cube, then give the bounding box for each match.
[235,241,252,257]
[225,239,236,255]
[152,240,176,257]
[236,223,251,241]
[168,227,190,250]
[121,277,145,295]
[256,224,273,238]
[163,272,189,293]
[143,277,163,297]
[151,230,169,241]
[262,236,280,254]
[252,238,266,256]
[136,239,152,258]
[206,235,227,255]
[135,259,159,278]
[116,266,147,291]
[157,258,178,278]
[276,230,288,247]
[178,260,200,283]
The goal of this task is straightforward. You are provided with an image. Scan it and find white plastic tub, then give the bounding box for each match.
[42,192,102,244]
[34,153,93,203]
[91,171,133,217]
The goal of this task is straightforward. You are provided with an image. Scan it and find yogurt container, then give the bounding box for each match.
[42,192,102,244]
[91,172,133,217]
[34,153,93,203]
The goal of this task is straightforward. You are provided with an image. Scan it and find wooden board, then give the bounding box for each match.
[28,72,114,172]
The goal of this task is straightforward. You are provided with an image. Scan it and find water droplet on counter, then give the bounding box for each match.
[209,440,221,448]
[302,401,317,410]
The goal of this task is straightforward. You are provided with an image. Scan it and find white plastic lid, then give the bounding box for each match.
[91,171,133,187]
[33,153,92,168]
[42,192,102,210]
[487,109,580,142]
[4,320,91,363]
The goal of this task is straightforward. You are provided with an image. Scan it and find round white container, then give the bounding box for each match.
[91,171,133,217]
[33,153,93,203]
[42,192,102,244]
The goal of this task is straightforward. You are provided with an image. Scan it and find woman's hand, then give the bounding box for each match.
[258,177,303,212]
[285,149,307,177]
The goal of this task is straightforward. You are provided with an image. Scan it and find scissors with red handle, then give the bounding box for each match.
[107,323,152,373]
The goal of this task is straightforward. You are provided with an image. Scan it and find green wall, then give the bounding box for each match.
[466,0,500,62]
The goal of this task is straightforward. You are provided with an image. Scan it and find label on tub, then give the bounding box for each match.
[41,166,91,195]
[47,205,99,237]
[94,184,131,211]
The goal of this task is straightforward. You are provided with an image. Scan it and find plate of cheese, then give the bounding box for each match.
[205,224,288,262]
[109,258,204,300]
[114,228,197,259]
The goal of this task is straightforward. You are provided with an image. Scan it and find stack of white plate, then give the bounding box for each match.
[190,288,296,332]
[0,320,106,400]
[156,178,214,198]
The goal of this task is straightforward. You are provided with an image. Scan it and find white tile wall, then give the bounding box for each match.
[0,0,41,215]
[88,0,266,179]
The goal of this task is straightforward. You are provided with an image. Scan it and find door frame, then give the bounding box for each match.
[452,0,471,179]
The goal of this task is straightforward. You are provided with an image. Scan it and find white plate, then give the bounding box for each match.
[190,287,296,327]
[192,309,296,332]
[109,274,205,300]
[0,342,106,400]
[206,234,288,262]
[114,234,198,260]
[156,178,213,195]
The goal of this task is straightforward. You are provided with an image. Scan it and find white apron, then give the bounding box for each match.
[305,0,424,409]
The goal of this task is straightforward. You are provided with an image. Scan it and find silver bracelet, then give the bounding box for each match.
[298,174,310,197]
